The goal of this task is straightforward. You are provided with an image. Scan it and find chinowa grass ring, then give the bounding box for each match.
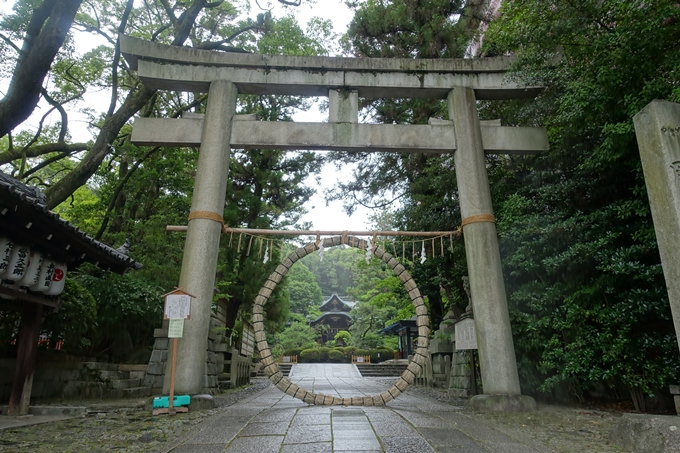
[252,235,429,406]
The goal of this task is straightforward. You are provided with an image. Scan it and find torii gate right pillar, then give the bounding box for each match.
[449,87,536,412]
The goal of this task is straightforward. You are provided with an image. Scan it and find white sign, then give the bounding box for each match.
[455,318,478,350]
[356,356,364,363]
[168,318,185,338]
[165,294,191,319]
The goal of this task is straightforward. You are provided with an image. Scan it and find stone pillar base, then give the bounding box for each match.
[469,394,537,412]
[188,394,215,411]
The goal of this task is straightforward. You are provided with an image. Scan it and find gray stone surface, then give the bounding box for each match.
[469,395,538,413]
[284,424,332,444]
[188,394,216,411]
[418,427,491,450]
[634,100,680,351]
[224,435,284,452]
[449,87,526,401]
[610,413,680,453]
[164,80,238,396]
[132,117,548,155]
[381,436,436,453]
[281,442,332,453]
[121,35,541,100]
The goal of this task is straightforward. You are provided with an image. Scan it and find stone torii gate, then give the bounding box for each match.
[121,35,548,411]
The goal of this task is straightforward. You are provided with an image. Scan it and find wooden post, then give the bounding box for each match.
[470,351,478,396]
[168,337,178,415]
[8,303,43,416]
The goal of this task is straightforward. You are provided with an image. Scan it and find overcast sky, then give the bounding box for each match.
[265,1,374,232]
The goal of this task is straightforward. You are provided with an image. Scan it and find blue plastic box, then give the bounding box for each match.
[152,395,191,408]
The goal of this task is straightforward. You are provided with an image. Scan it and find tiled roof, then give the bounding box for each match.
[0,171,141,274]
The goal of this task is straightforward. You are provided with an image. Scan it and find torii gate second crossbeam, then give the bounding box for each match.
[122,35,545,413]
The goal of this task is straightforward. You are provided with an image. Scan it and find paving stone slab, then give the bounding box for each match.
[333,429,379,440]
[238,421,290,436]
[291,413,332,425]
[373,421,420,437]
[333,422,374,431]
[224,435,284,453]
[333,436,382,451]
[417,427,491,452]
[280,442,333,453]
[284,424,332,444]
[381,436,436,453]
[182,424,243,444]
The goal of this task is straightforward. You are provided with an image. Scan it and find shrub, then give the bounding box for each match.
[300,347,331,363]
[282,347,304,358]
[42,279,97,355]
[342,346,357,355]
[374,347,395,363]
[328,349,345,362]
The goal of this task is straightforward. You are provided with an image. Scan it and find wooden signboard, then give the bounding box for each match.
[455,318,478,350]
[159,288,195,415]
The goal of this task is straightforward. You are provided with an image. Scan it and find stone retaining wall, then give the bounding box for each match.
[144,314,245,395]
[1,357,149,401]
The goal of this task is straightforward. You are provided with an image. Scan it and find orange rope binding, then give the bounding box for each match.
[188,210,227,233]
[461,214,495,228]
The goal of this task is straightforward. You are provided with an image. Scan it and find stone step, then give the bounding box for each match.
[110,378,143,390]
[117,364,148,373]
[355,364,408,377]
[121,386,152,398]
[82,362,119,372]
[129,370,146,380]
[96,370,131,381]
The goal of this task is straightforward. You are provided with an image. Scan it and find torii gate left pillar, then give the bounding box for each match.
[163,80,237,397]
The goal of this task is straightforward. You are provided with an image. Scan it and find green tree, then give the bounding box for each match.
[479,0,680,408]
[286,261,323,316]
[274,319,318,350]
[302,246,360,295]
[0,0,83,137]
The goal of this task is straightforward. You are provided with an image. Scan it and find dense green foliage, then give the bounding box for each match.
[274,316,318,350]
[298,346,394,363]
[480,0,680,408]
[42,279,97,355]
[301,246,359,295]
[0,0,327,359]
[286,262,323,316]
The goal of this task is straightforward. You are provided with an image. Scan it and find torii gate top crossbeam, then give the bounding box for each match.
[120,35,541,100]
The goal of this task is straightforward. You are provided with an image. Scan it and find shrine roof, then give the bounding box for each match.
[0,172,141,274]
[309,311,352,325]
[319,293,355,313]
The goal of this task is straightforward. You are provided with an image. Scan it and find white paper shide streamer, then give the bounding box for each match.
[420,241,427,264]
[318,239,325,262]
[365,237,372,264]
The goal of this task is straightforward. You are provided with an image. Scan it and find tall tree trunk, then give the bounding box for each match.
[0,0,83,137]
[44,0,209,208]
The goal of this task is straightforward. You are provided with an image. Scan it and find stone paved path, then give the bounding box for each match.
[167,364,540,453]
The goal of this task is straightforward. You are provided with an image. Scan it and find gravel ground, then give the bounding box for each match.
[401,383,625,453]
[0,378,272,453]
[1,378,626,453]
